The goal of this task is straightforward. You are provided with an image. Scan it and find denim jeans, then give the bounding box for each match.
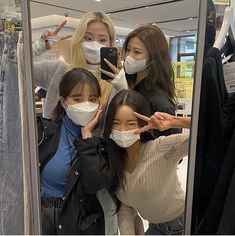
[0,58,24,235]
[145,214,184,235]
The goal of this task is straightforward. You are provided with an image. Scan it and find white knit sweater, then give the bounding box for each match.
[117,133,189,235]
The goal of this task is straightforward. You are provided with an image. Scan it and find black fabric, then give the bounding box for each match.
[130,76,182,137]
[73,137,113,194]
[37,117,61,171]
[204,0,216,58]
[195,94,235,234]
[217,132,235,234]
[221,93,235,149]
[191,47,228,234]
[37,118,112,234]
[41,203,61,235]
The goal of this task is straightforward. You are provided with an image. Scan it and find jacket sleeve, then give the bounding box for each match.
[74,137,113,194]
[33,59,68,89]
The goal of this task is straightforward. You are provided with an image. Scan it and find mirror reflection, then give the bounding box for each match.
[30,0,200,234]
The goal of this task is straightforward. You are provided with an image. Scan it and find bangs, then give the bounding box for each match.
[70,81,101,98]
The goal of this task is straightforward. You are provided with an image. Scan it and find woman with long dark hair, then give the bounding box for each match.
[102,24,181,137]
[76,89,190,235]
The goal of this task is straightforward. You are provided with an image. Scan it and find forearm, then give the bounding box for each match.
[171,116,191,129]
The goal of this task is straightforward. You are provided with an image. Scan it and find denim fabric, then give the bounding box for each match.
[145,214,184,235]
[0,57,24,234]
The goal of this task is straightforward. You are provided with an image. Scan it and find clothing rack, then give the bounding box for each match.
[0,0,41,234]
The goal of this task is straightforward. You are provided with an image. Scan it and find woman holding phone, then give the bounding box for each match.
[33,11,127,120]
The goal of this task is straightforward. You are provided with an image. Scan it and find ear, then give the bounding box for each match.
[59,96,67,109]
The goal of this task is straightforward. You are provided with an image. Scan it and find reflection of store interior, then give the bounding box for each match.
[1,0,230,117]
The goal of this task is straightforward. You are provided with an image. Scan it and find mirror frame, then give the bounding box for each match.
[184,0,207,234]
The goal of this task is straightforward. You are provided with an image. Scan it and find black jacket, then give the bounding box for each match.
[131,76,181,137]
[37,117,113,235]
[195,93,235,234]
[192,47,228,234]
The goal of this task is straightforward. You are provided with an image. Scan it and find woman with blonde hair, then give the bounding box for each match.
[33,11,127,120]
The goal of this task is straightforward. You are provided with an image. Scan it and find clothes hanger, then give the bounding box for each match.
[214,7,235,50]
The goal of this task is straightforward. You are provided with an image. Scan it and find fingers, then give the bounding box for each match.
[44,40,52,50]
[133,112,150,122]
[53,20,67,35]
[134,126,150,134]
[117,51,123,69]
[94,105,103,119]
[153,112,165,120]
[41,29,51,38]
[100,69,115,79]
[59,34,73,40]
[104,58,119,74]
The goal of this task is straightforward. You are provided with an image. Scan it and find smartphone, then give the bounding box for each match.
[100,47,118,80]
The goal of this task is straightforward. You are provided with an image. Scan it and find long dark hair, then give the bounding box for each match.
[123,24,176,102]
[52,68,101,122]
[103,89,155,190]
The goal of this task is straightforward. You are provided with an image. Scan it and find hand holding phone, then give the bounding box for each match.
[100,47,118,80]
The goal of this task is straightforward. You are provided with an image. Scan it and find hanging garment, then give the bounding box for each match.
[217,129,235,234]
[195,93,235,234]
[0,34,24,235]
[191,47,228,234]
[17,31,32,235]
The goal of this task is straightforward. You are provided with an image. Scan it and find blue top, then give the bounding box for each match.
[40,115,82,197]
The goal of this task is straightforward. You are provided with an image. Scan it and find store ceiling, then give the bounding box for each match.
[30,0,200,36]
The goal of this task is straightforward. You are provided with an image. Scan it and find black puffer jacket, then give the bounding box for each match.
[37,117,114,234]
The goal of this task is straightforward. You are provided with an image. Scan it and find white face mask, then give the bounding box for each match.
[124,56,149,75]
[66,101,98,126]
[82,41,105,64]
[109,129,140,148]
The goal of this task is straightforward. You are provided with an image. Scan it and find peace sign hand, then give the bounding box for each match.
[133,112,175,134]
[41,20,73,49]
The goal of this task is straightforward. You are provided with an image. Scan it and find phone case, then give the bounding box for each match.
[100,47,117,80]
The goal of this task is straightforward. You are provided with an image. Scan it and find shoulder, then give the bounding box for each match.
[147,93,176,114]
[37,117,61,140]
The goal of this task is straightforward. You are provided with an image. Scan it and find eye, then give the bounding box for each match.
[84,35,93,41]
[89,97,98,103]
[112,121,119,125]
[134,51,141,54]
[100,38,107,43]
[73,98,83,103]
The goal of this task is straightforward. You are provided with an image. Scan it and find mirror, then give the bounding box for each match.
[29,0,201,234]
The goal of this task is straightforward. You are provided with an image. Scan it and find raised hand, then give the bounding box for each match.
[100,50,122,80]
[133,112,175,134]
[41,20,73,49]
[81,105,103,139]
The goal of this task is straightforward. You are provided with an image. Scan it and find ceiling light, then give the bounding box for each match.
[94,0,101,2]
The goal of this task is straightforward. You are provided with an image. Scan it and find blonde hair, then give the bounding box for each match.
[71,11,116,68]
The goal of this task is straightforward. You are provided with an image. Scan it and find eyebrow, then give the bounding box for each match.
[113,118,138,122]
[70,94,98,98]
[85,32,109,37]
